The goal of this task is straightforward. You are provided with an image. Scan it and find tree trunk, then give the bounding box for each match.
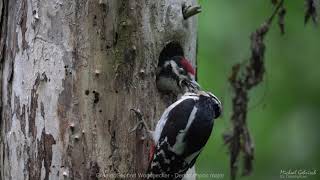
[0,0,198,179]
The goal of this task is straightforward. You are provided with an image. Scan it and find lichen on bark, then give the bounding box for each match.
[0,0,198,179]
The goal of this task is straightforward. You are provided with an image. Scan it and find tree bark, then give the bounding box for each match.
[0,0,198,179]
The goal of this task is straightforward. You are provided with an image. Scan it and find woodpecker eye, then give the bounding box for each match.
[179,68,187,75]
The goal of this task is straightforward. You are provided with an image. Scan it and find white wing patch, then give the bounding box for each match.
[153,93,199,144]
[170,106,198,155]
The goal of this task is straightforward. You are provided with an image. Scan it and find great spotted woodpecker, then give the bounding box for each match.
[131,91,222,179]
[156,56,200,95]
[148,91,221,179]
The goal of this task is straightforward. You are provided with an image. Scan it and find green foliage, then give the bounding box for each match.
[197,1,320,179]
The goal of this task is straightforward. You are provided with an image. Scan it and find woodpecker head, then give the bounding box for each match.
[156,56,200,94]
[208,92,222,119]
[198,91,222,119]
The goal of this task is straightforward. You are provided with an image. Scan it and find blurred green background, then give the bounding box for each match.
[196,0,320,180]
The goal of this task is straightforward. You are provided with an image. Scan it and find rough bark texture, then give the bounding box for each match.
[0,0,198,179]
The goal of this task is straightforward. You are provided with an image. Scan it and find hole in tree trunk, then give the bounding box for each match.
[158,42,184,66]
[156,42,184,98]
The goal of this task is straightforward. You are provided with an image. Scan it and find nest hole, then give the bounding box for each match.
[158,42,184,66]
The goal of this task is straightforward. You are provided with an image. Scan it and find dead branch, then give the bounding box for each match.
[224,1,285,179]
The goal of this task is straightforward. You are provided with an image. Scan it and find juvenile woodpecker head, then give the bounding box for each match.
[156,56,200,94]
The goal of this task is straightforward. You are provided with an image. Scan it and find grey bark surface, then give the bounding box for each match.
[0,0,198,179]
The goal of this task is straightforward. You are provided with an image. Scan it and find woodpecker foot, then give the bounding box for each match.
[129,108,153,140]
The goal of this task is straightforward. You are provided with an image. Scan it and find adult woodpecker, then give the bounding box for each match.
[156,56,200,95]
[131,91,222,179]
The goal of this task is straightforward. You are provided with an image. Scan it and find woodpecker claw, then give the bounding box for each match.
[128,122,141,134]
[130,108,143,120]
[129,108,152,138]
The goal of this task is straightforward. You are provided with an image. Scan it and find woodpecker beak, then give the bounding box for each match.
[182,79,201,92]
[206,92,222,119]
[179,75,201,92]
[190,80,200,90]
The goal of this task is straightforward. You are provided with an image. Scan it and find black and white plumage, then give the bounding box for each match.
[146,91,222,179]
[156,56,200,95]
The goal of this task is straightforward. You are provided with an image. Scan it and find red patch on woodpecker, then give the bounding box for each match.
[180,58,195,75]
[149,143,155,163]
